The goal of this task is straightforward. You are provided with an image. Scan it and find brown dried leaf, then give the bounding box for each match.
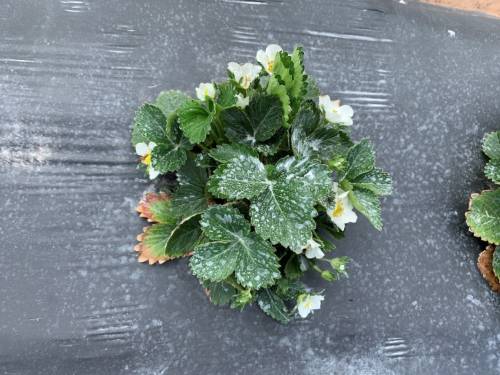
[136,192,171,223]
[134,226,194,266]
[134,227,172,265]
[477,245,500,293]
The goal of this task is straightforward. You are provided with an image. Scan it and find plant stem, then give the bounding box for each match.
[225,277,244,291]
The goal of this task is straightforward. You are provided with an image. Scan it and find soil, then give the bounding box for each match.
[477,245,500,292]
[421,1,500,18]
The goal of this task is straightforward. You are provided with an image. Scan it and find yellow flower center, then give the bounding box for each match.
[303,298,313,309]
[332,201,344,217]
[267,60,274,72]
[142,152,152,166]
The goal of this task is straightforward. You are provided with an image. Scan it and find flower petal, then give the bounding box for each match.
[337,190,349,200]
[339,105,354,118]
[265,44,282,58]
[148,167,160,180]
[195,83,215,101]
[297,303,310,318]
[227,62,242,78]
[342,117,353,126]
[305,246,324,259]
[325,111,342,124]
[331,216,346,231]
[310,295,324,310]
[135,142,148,156]
[245,63,262,78]
[256,50,268,67]
[318,95,331,111]
[343,209,358,224]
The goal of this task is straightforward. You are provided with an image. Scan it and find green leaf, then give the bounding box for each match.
[140,214,202,259]
[231,289,254,310]
[202,280,237,306]
[284,254,303,280]
[290,46,307,100]
[466,190,500,245]
[234,232,280,289]
[151,143,187,173]
[165,214,202,257]
[216,82,238,108]
[276,156,332,202]
[200,204,250,241]
[273,49,305,101]
[208,155,268,199]
[136,192,176,224]
[141,223,176,258]
[178,100,214,143]
[150,117,193,173]
[485,159,500,184]
[251,176,316,251]
[208,143,258,163]
[190,206,281,289]
[266,76,291,122]
[493,247,500,279]
[343,139,375,181]
[255,129,285,156]
[273,51,294,88]
[257,288,290,323]
[221,94,284,143]
[154,90,190,118]
[291,100,320,135]
[170,157,209,219]
[304,76,320,101]
[351,168,392,196]
[208,154,318,250]
[275,278,305,300]
[191,241,241,282]
[315,212,344,240]
[348,188,382,230]
[194,152,215,168]
[291,101,352,161]
[131,104,167,145]
[271,48,306,117]
[483,131,500,160]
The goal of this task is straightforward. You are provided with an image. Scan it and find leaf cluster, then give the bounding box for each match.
[131,46,392,321]
[466,131,500,280]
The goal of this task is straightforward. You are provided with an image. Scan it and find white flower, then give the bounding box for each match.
[195,82,215,101]
[328,182,357,230]
[318,95,354,126]
[148,165,160,179]
[235,93,249,109]
[228,62,261,89]
[303,239,325,259]
[135,141,160,180]
[291,239,324,258]
[297,294,324,318]
[256,44,282,74]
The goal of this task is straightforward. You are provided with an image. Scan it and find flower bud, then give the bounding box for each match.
[321,270,335,282]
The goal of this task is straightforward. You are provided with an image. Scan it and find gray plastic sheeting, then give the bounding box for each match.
[1,0,499,374]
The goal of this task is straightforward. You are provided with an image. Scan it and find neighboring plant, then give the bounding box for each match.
[131,44,392,322]
[466,131,500,290]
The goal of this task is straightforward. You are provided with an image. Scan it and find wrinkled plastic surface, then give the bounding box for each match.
[1,0,499,374]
